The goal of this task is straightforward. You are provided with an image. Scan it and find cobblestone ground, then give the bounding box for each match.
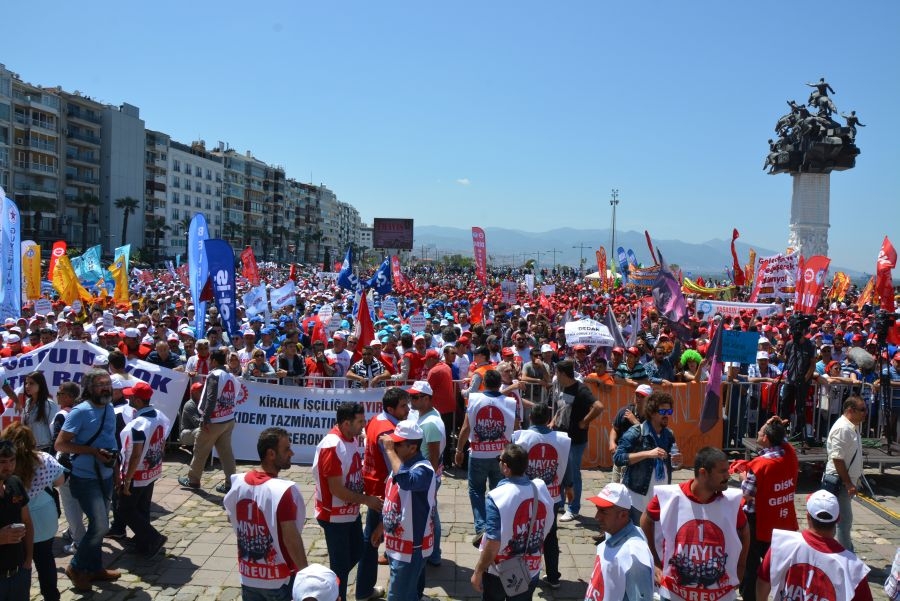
[35,449,900,600]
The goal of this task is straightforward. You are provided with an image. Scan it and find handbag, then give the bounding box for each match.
[552,391,574,431]
[821,446,858,495]
[494,482,539,597]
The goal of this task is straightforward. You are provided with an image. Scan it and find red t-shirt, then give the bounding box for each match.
[241,471,301,572]
[646,480,748,529]
[427,361,456,414]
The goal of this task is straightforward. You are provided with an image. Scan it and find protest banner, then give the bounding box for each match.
[749,252,798,301]
[721,330,760,364]
[564,318,614,347]
[693,299,783,318]
[500,280,517,304]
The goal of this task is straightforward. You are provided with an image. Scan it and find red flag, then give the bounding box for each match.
[199,275,215,302]
[353,289,376,363]
[288,264,297,281]
[795,255,830,314]
[876,236,897,312]
[730,229,745,286]
[644,231,659,266]
[472,227,487,285]
[470,298,484,325]
[390,255,405,285]
[241,247,260,286]
[48,241,67,281]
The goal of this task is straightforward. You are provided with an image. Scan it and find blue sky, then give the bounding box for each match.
[6,2,898,272]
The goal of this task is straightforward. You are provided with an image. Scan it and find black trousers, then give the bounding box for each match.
[118,480,161,550]
[739,515,770,601]
[33,538,59,601]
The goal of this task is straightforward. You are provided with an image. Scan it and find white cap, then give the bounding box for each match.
[124,327,141,339]
[5,334,20,344]
[806,490,839,523]
[92,355,110,367]
[407,381,433,396]
[756,351,770,360]
[390,419,424,443]
[758,336,771,345]
[292,563,339,601]
[635,384,653,397]
[540,344,554,353]
[587,482,632,510]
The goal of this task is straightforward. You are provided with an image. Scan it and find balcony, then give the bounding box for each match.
[66,150,96,165]
[25,138,57,154]
[17,183,58,197]
[13,90,60,112]
[65,173,99,185]
[145,180,166,193]
[67,108,102,124]
[66,130,100,146]
[15,161,58,175]
[30,119,57,132]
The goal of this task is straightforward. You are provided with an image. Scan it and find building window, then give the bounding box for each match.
[172,176,180,188]
[184,194,190,205]
[206,184,212,195]
[172,208,180,219]
[173,159,180,172]
[172,192,180,204]
[184,163,192,175]
[195,198,201,208]
[195,181,201,192]
[206,168,212,180]
[215,172,222,182]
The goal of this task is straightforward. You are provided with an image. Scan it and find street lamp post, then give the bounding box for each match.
[610,188,619,258]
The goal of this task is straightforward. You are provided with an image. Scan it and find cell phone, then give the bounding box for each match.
[10,523,25,529]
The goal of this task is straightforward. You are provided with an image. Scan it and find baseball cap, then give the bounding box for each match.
[757,351,770,360]
[540,344,554,353]
[5,334,20,344]
[92,355,110,367]
[407,381,433,396]
[424,348,440,360]
[292,563,339,601]
[635,384,653,397]
[190,382,204,392]
[806,490,840,523]
[587,483,632,510]
[626,346,641,357]
[123,381,153,401]
[124,327,141,339]
[390,419,424,443]
[573,343,588,351]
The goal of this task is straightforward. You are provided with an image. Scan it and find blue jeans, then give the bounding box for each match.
[428,480,442,565]
[318,517,363,601]
[563,443,586,514]
[468,456,502,534]
[356,508,382,600]
[836,487,854,551]
[388,549,425,601]
[69,475,113,573]
[241,577,294,601]
[0,567,30,601]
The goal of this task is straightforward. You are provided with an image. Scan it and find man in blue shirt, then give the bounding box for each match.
[374,420,435,601]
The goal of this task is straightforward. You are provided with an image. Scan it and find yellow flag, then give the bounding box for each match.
[856,276,875,311]
[22,242,42,300]
[108,257,129,304]
[51,255,93,305]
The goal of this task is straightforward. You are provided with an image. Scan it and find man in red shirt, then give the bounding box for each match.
[756,490,872,601]
[641,447,750,601]
[0,333,31,358]
[305,340,336,386]
[426,347,455,451]
[224,427,308,600]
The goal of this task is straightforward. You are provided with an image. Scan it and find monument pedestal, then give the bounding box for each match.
[787,173,830,257]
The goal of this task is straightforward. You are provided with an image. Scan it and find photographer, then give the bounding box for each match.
[782,315,816,448]
[305,339,337,387]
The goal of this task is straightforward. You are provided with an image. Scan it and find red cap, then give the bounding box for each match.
[123,381,153,401]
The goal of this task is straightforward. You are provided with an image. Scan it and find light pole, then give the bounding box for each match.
[546,248,562,273]
[610,188,619,257]
[572,243,591,277]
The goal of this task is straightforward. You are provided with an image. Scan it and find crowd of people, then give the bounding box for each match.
[0,260,898,599]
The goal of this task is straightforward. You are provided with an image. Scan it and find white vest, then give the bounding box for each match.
[224,475,305,589]
[485,478,554,579]
[206,368,240,423]
[466,393,517,458]
[512,428,571,500]
[119,408,171,486]
[383,458,436,562]
[585,526,655,601]
[312,431,364,522]
[655,484,743,601]
[767,529,869,601]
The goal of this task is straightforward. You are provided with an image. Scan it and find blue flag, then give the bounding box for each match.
[0,191,21,320]
[366,258,392,295]
[188,214,210,336]
[336,245,359,290]
[205,239,237,339]
[616,246,630,282]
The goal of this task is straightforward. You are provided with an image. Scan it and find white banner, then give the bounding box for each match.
[270,280,296,310]
[243,284,269,316]
[231,383,386,463]
[524,274,535,294]
[693,299,784,318]
[501,280,517,304]
[753,253,799,301]
[540,284,556,296]
[0,340,188,433]
[564,318,614,347]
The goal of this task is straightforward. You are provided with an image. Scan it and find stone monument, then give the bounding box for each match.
[765,79,863,257]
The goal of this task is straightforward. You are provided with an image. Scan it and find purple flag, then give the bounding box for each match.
[700,324,723,433]
[652,248,687,322]
[603,305,627,348]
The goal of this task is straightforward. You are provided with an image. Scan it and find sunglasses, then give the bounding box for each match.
[657,408,673,416]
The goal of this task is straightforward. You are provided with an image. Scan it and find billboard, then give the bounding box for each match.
[373,218,414,250]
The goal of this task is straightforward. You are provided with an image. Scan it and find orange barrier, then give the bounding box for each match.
[582,382,722,469]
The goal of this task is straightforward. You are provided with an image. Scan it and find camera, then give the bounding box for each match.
[99,449,119,468]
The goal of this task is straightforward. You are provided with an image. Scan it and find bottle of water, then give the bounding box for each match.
[670,443,682,470]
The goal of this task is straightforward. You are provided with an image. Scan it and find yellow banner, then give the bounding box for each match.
[856,276,875,310]
[108,257,129,304]
[682,277,738,299]
[21,242,41,300]
[52,255,93,306]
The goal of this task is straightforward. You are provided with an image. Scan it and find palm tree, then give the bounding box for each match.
[145,215,171,265]
[177,216,193,254]
[223,221,243,248]
[303,228,322,263]
[18,197,57,242]
[114,197,140,247]
[70,193,101,250]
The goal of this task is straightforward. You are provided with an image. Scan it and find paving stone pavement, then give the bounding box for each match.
[34,449,900,600]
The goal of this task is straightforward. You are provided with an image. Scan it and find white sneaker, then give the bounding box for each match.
[559,510,575,522]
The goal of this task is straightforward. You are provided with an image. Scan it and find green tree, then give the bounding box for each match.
[70,193,101,250]
[145,215,171,265]
[113,196,140,247]
[17,196,57,241]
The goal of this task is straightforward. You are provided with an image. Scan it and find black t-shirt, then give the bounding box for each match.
[0,475,28,571]
[613,404,641,439]
[784,338,816,384]
[563,382,596,445]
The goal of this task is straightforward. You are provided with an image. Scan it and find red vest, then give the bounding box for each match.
[362,413,396,497]
[404,350,424,383]
[747,443,799,542]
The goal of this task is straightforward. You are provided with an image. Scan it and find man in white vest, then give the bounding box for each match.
[225,427,308,601]
[584,483,654,601]
[511,402,570,590]
[640,446,749,601]
[118,381,171,557]
[755,489,872,601]
[471,443,554,601]
[455,369,519,546]
[372,419,436,601]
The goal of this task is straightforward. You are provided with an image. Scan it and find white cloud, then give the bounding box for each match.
[455,178,470,186]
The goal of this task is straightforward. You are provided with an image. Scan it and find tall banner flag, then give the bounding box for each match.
[827,272,850,301]
[0,191,21,320]
[51,255,92,305]
[730,228,745,286]
[114,244,131,275]
[472,227,487,285]
[205,239,238,338]
[366,258,392,295]
[744,249,756,288]
[107,254,130,304]
[74,245,103,284]
[644,231,659,265]
[626,249,639,272]
[336,245,358,291]
[795,255,830,314]
[616,247,629,282]
[390,255,404,285]
[856,276,875,311]
[699,324,723,433]
[597,247,608,291]
[21,240,41,300]
[240,246,260,286]
[47,240,67,282]
[876,236,897,312]
[354,286,376,352]
[188,214,210,336]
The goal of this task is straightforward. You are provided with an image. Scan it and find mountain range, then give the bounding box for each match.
[412,226,865,279]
